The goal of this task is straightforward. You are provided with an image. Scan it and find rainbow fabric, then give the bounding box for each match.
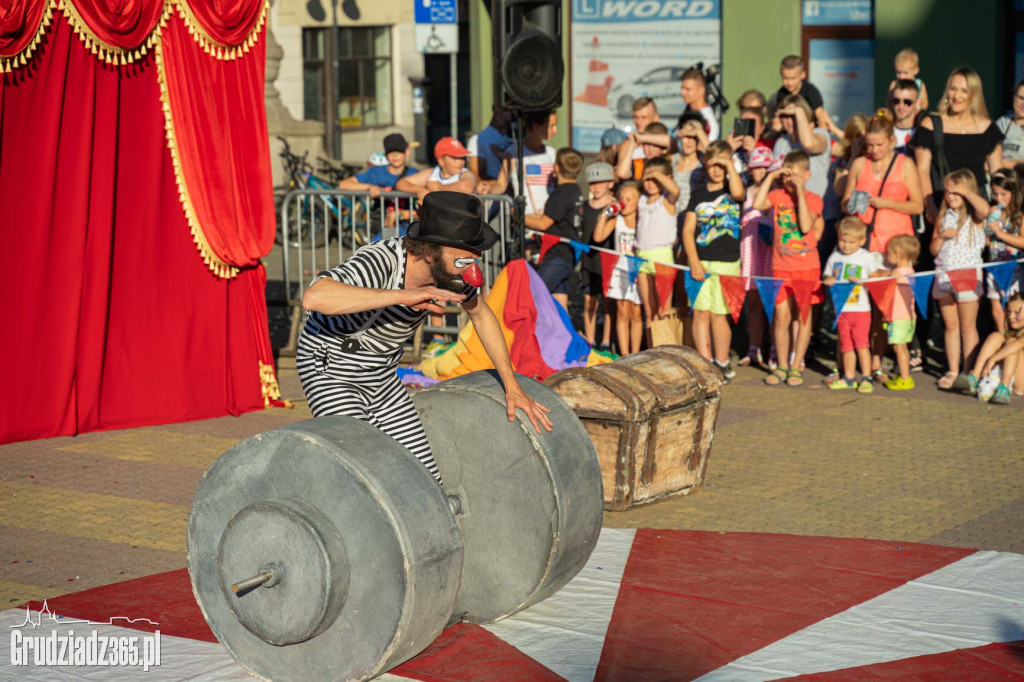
[418,260,612,381]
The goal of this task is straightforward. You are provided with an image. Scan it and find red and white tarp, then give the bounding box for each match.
[4,528,1024,680]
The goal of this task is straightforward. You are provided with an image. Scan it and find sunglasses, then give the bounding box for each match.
[890,97,915,107]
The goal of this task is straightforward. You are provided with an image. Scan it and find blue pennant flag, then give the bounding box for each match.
[910,273,935,320]
[683,270,708,306]
[827,282,856,330]
[625,255,644,285]
[987,261,1018,302]
[570,240,591,263]
[755,278,784,326]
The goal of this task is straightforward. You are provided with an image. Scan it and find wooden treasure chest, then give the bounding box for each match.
[544,346,722,510]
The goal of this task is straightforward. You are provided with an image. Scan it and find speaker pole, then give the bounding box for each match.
[513,110,527,260]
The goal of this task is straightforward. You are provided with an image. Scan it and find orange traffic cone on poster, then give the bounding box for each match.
[574,37,613,107]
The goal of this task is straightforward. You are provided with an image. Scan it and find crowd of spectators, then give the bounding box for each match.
[337,51,1024,403]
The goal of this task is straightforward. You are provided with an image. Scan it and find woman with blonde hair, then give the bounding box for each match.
[913,67,1004,225]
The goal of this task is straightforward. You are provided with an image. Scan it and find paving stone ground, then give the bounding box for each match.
[2,359,1022,609]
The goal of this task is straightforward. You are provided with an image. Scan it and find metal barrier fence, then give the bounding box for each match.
[277,190,516,354]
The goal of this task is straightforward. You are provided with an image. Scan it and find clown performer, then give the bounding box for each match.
[298,192,554,485]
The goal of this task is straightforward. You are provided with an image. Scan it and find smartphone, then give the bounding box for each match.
[733,118,755,138]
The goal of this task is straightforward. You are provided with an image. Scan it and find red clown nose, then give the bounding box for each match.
[462,262,483,288]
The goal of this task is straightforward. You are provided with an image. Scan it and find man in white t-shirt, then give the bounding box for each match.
[680,68,719,141]
[507,109,558,215]
[888,79,919,155]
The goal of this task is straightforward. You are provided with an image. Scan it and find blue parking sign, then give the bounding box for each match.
[414,0,457,24]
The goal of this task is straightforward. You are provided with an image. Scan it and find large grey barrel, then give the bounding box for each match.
[186,417,464,682]
[413,371,604,623]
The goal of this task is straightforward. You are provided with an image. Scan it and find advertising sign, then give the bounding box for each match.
[808,39,874,130]
[802,0,871,26]
[570,0,721,152]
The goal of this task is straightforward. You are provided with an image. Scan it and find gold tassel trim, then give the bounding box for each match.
[154,38,239,279]
[58,0,171,66]
[260,362,291,408]
[0,0,56,74]
[174,0,267,61]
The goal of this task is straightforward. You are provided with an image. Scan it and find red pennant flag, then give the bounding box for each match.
[864,279,897,322]
[538,234,560,263]
[947,267,980,294]
[718,275,749,324]
[653,263,677,314]
[599,251,620,297]
[789,280,816,323]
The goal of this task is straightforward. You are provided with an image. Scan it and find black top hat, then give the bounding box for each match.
[406,192,499,252]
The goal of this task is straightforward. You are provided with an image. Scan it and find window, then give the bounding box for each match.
[302,26,393,130]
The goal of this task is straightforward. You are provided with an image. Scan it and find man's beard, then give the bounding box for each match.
[429,258,463,292]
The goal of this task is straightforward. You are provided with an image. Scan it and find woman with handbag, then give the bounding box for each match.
[913,68,1004,228]
[842,109,924,381]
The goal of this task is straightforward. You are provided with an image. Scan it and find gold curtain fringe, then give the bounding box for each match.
[0,0,56,74]
[58,0,171,66]
[173,0,268,61]
[154,39,239,280]
[259,362,290,408]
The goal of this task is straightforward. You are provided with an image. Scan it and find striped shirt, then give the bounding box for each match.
[299,238,478,365]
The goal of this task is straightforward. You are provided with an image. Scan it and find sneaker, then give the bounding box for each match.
[988,383,1011,405]
[871,369,889,383]
[857,377,875,394]
[767,351,779,372]
[827,376,857,390]
[714,360,736,381]
[885,375,915,391]
[422,339,448,359]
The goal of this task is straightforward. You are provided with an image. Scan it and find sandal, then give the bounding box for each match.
[937,371,957,390]
[786,369,805,387]
[764,368,787,386]
[822,368,840,386]
[909,348,924,373]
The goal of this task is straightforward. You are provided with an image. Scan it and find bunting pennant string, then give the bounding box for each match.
[910,274,935,320]
[571,241,591,263]
[538,234,560,263]
[719,275,749,324]
[789,281,817,323]
[625,255,644,286]
[827,282,857,330]
[864,279,897,322]
[755,278,784,326]
[987,261,1018,303]
[525,233,1024,320]
[653,263,677,315]
[683,271,708,307]
[947,267,980,294]
[599,252,619,298]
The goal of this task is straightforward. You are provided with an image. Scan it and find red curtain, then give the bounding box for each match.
[0,1,274,444]
[0,0,47,58]
[160,10,273,273]
[64,0,164,50]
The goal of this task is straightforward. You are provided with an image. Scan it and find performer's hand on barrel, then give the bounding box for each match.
[505,383,553,433]
[403,286,466,314]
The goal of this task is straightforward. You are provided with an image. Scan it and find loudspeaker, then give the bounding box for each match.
[492,0,564,111]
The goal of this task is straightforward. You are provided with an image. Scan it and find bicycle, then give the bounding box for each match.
[274,137,369,249]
